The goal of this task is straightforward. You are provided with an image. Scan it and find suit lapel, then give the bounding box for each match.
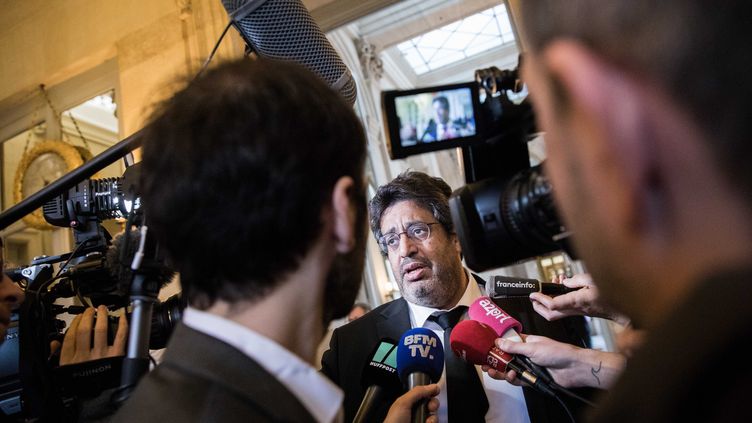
[162,324,317,423]
[375,298,411,342]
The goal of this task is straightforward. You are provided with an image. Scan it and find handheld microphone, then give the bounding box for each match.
[468,296,523,341]
[469,297,554,384]
[449,319,555,396]
[220,0,357,106]
[486,275,577,298]
[353,339,402,423]
[396,328,444,423]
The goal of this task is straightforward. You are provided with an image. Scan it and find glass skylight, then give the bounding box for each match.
[396,5,515,75]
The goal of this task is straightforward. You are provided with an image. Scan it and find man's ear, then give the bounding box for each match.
[450,232,462,255]
[540,40,656,234]
[331,176,356,253]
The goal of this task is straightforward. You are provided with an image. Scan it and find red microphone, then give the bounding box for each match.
[449,319,555,396]
[450,319,515,372]
[468,296,555,385]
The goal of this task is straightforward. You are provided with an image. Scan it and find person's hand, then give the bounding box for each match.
[530,273,629,325]
[483,334,626,390]
[59,305,128,366]
[384,384,440,423]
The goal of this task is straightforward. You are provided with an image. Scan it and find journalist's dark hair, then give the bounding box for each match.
[368,171,454,255]
[520,0,752,200]
[139,58,366,308]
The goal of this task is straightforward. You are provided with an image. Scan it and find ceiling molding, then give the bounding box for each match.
[357,0,502,49]
[311,0,403,33]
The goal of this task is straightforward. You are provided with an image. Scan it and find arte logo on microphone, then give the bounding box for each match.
[403,333,439,359]
[478,298,514,324]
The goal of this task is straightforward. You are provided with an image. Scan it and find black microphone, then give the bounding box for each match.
[353,339,402,423]
[486,275,577,298]
[107,228,175,296]
[220,0,357,106]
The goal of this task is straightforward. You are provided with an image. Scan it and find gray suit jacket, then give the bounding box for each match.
[112,324,317,423]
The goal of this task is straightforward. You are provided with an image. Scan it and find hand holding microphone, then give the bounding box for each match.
[384,384,440,423]
[494,335,626,390]
[396,328,444,423]
[528,273,629,325]
[468,296,619,395]
[449,319,556,396]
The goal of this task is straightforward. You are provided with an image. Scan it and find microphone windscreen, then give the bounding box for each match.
[449,320,497,366]
[221,0,357,106]
[107,229,176,295]
[468,296,522,337]
[396,328,444,384]
[361,339,401,392]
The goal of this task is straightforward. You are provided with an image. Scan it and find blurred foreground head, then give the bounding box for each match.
[519,1,752,326]
[139,58,367,322]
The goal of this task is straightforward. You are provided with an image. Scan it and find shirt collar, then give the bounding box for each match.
[182,307,343,423]
[406,268,483,328]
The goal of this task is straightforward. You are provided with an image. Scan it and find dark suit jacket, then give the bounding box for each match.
[419,118,471,143]
[589,268,752,422]
[321,275,593,423]
[112,324,317,423]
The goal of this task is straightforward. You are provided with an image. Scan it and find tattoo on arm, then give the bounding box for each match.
[591,361,603,386]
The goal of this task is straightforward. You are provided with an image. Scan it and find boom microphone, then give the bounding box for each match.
[449,319,555,396]
[220,0,357,106]
[353,339,402,423]
[107,229,175,296]
[487,275,577,298]
[396,328,444,423]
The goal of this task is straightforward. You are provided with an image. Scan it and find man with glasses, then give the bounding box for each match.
[322,171,591,422]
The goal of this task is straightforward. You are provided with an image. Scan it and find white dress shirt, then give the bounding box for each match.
[406,269,532,423]
[182,307,343,423]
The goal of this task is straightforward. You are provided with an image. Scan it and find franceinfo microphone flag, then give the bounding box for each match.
[221,0,357,106]
[486,275,577,298]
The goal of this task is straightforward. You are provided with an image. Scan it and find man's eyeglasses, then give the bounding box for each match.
[378,222,440,253]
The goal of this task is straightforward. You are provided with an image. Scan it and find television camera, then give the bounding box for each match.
[1,163,183,421]
[381,59,575,271]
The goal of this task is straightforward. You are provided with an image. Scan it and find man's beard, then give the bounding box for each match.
[398,257,465,309]
[322,198,368,326]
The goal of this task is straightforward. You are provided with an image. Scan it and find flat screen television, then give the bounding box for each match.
[381,81,483,159]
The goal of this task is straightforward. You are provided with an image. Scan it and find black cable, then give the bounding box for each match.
[194,20,233,80]
[551,382,598,408]
[515,356,597,407]
[552,391,576,423]
[35,235,99,296]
